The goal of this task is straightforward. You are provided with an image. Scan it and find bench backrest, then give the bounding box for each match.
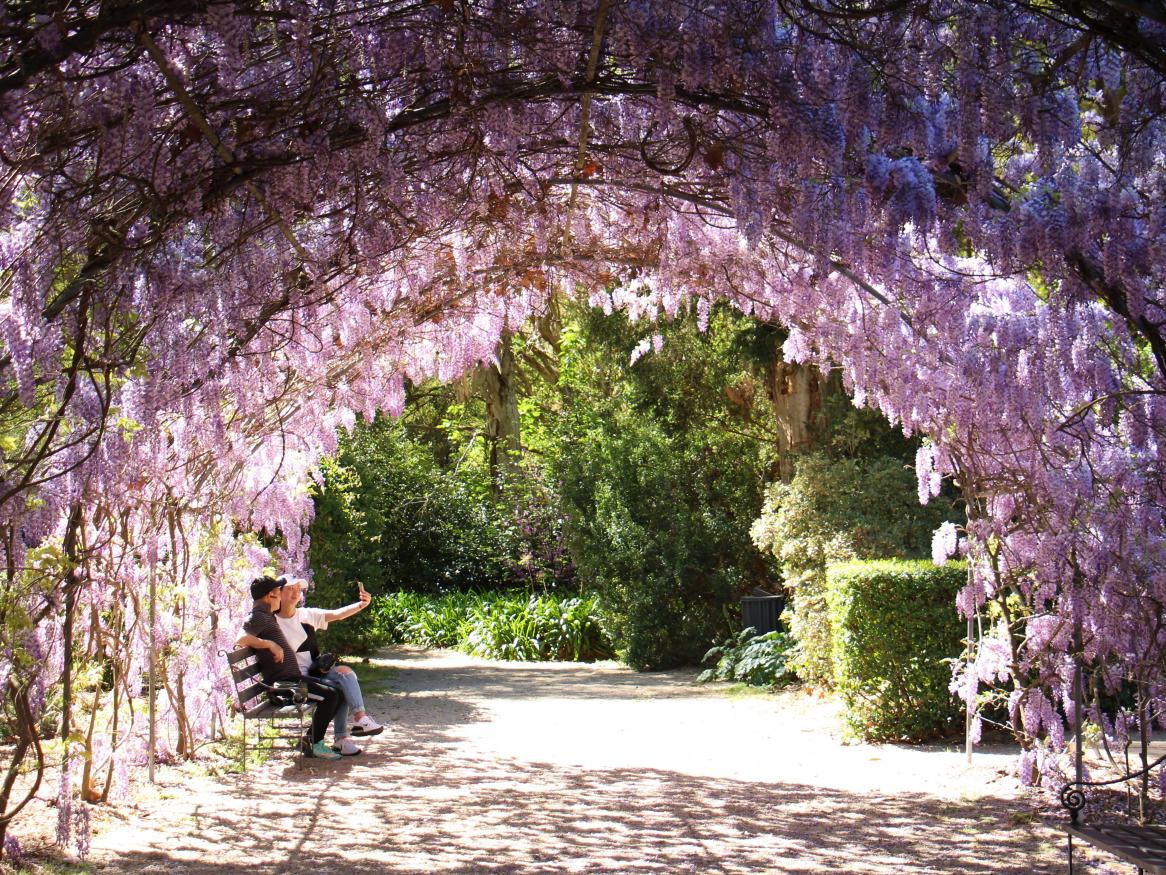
[225,646,268,713]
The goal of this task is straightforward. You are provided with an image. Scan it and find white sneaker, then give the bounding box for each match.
[350,715,384,737]
[331,736,362,757]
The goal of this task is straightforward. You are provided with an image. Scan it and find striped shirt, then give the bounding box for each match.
[242,602,302,683]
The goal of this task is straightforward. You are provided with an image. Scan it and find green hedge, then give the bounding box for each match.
[827,559,966,742]
[751,453,961,688]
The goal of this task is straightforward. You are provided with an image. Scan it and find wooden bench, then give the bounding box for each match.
[224,646,317,770]
[1061,751,1166,874]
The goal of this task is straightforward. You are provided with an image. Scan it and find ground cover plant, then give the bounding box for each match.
[2,0,1166,858]
[375,591,613,663]
[698,628,798,689]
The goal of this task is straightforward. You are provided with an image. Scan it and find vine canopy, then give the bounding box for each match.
[1,0,1165,805]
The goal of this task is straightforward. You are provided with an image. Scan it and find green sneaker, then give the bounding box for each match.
[309,740,341,760]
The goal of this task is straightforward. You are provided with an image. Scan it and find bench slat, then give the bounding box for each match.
[231,661,264,684]
[226,647,316,720]
[235,680,271,707]
[1067,824,1166,875]
[243,700,315,720]
[226,646,255,663]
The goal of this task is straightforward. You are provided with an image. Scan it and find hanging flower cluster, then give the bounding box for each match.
[1,0,1165,846]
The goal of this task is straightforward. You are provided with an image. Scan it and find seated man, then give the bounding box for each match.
[273,578,384,756]
[236,576,343,761]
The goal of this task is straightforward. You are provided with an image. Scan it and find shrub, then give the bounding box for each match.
[826,559,967,742]
[698,628,797,687]
[559,412,758,670]
[372,590,479,648]
[463,593,613,662]
[555,306,779,671]
[751,453,960,687]
[493,470,577,590]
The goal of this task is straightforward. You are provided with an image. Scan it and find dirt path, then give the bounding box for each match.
[86,646,1067,874]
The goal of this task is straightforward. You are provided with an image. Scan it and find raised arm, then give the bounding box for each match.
[324,582,372,624]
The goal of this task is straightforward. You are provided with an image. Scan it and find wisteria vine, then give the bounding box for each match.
[1,0,1165,852]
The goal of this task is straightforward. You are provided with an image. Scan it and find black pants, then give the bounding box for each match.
[301,675,342,744]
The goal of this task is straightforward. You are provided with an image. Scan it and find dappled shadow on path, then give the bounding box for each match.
[88,648,1063,874]
[93,735,1060,874]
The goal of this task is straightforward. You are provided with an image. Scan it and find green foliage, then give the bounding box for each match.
[371,590,477,648]
[558,411,758,670]
[373,589,613,661]
[309,418,513,653]
[555,304,779,671]
[813,385,922,461]
[751,453,961,686]
[698,628,797,687]
[782,574,835,689]
[826,560,967,742]
[463,593,612,661]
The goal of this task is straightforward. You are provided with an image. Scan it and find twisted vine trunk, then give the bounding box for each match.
[60,503,84,742]
[0,682,45,858]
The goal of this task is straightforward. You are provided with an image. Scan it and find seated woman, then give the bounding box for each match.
[274,578,384,756]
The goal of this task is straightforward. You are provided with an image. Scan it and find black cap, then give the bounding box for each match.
[249,576,284,600]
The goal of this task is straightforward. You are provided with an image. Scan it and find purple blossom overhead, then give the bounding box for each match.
[1,0,1165,839]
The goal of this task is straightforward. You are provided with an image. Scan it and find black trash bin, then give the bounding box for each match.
[740,588,785,634]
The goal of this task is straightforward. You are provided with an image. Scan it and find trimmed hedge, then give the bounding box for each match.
[827,559,966,742]
[750,453,960,688]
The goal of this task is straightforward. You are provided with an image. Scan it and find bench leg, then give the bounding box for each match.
[241,719,247,773]
[1066,833,1073,875]
[297,711,306,770]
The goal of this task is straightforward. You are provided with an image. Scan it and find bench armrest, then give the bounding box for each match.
[1060,750,1166,824]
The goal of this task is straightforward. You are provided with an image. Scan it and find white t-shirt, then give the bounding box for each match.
[275,607,331,674]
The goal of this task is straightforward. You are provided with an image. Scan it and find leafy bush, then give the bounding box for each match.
[555,306,779,671]
[559,410,761,670]
[698,628,797,687]
[309,419,514,652]
[492,470,576,590]
[826,559,967,742]
[373,589,613,662]
[751,453,960,687]
[372,590,479,648]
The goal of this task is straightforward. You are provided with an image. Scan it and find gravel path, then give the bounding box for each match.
[86,646,1068,874]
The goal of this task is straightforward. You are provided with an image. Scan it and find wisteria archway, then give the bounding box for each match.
[2,0,1165,854]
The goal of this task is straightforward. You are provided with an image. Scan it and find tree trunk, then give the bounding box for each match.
[764,359,829,482]
[475,329,522,495]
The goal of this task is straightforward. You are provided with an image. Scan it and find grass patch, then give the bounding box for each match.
[1,854,94,875]
[339,660,399,694]
[718,682,782,699]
